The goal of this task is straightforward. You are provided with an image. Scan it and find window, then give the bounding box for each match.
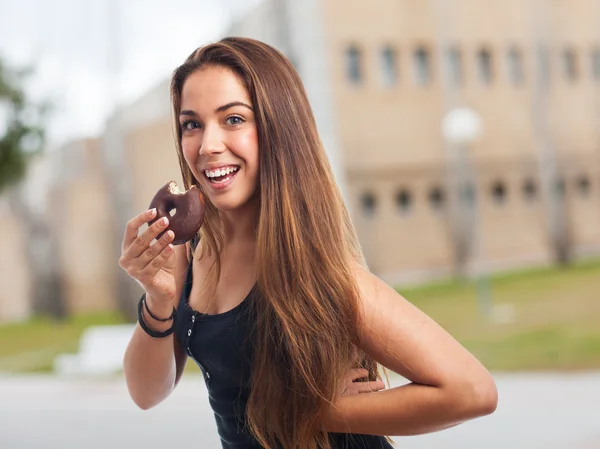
[428,186,446,211]
[591,48,600,81]
[491,181,508,205]
[380,46,398,86]
[507,47,524,85]
[413,47,432,85]
[523,178,538,201]
[537,45,551,84]
[360,192,377,215]
[395,189,413,214]
[477,48,494,85]
[346,45,362,84]
[576,175,591,197]
[445,47,462,86]
[563,48,579,82]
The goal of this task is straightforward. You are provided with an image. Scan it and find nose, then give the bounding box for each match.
[199,124,226,156]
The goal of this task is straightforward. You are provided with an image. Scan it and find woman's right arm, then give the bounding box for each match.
[119,209,191,410]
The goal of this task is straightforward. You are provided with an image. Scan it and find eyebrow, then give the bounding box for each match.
[179,101,253,118]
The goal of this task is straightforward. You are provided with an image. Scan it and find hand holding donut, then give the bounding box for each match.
[119,209,179,305]
[119,181,206,306]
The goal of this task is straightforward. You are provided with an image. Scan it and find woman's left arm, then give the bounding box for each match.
[325,264,498,436]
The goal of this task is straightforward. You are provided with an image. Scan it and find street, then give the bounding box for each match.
[0,372,598,449]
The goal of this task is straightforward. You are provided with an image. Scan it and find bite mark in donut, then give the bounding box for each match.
[148,181,205,245]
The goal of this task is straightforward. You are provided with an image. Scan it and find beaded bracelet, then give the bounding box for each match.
[137,294,176,338]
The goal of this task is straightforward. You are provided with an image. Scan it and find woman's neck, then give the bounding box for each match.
[220,196,259,246]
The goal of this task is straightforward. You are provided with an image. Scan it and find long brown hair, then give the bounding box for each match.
[171,37,383,449]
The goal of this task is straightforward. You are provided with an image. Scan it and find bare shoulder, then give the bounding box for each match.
[350,262,495,392]
[350,261,423,333]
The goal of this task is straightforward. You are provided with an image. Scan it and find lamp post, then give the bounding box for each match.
[442,107,493,318]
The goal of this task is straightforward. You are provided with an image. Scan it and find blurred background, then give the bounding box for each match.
[0,0,599,448]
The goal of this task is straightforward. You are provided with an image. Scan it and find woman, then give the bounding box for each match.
[119,37,497,449]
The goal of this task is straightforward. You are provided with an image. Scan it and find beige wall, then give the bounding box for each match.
[561,156,600,255]
[323,0,600,280]
[349,164,455,283]
[0,212,32,322]
[474,160,553,269]
[49,138,118,315]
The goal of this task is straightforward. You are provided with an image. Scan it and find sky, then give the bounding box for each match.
[0,0,262,149]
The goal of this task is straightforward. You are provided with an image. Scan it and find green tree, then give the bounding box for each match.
[0,58,47,193]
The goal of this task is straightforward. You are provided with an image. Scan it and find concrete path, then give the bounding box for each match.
[0,372,598,449]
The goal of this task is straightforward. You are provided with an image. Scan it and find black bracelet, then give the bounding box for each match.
[137,294,175,338]
[143,294,176,322]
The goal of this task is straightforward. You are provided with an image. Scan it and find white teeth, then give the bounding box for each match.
[204,166,239,178]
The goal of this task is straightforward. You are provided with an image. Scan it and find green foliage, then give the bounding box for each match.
[0,58,48,193]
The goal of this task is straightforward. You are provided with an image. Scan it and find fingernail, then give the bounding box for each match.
[163,230,173,240]
[148,208,156,216]
[161,217,169,226]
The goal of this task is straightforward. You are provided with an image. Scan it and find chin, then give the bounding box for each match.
[210,196,253,212]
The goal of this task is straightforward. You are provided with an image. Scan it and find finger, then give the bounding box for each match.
[345,369,369,382]
[142,242,174,281]
[122,209,157,252]
[125,216,170,260]
[139,230,175,270]
[355,381,386,393]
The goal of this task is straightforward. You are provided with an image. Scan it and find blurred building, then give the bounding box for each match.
[0,194,31,322]
[47,138,117,315]
[0,137,119,322]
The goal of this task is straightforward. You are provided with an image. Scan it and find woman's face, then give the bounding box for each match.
[179,66,259,212]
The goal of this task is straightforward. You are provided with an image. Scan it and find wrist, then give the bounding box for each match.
[145,293,175,318]
[141,294,176,333]
[324,396,353,434]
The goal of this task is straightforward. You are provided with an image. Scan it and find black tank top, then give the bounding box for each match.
[174,257,394,449]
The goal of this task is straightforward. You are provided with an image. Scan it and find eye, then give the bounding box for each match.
[225,115,244,126]
[181,120,201,132]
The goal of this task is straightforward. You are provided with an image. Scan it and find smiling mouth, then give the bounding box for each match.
[204,166,240,184]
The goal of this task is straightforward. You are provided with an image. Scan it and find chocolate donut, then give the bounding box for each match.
[148,181,206,245]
